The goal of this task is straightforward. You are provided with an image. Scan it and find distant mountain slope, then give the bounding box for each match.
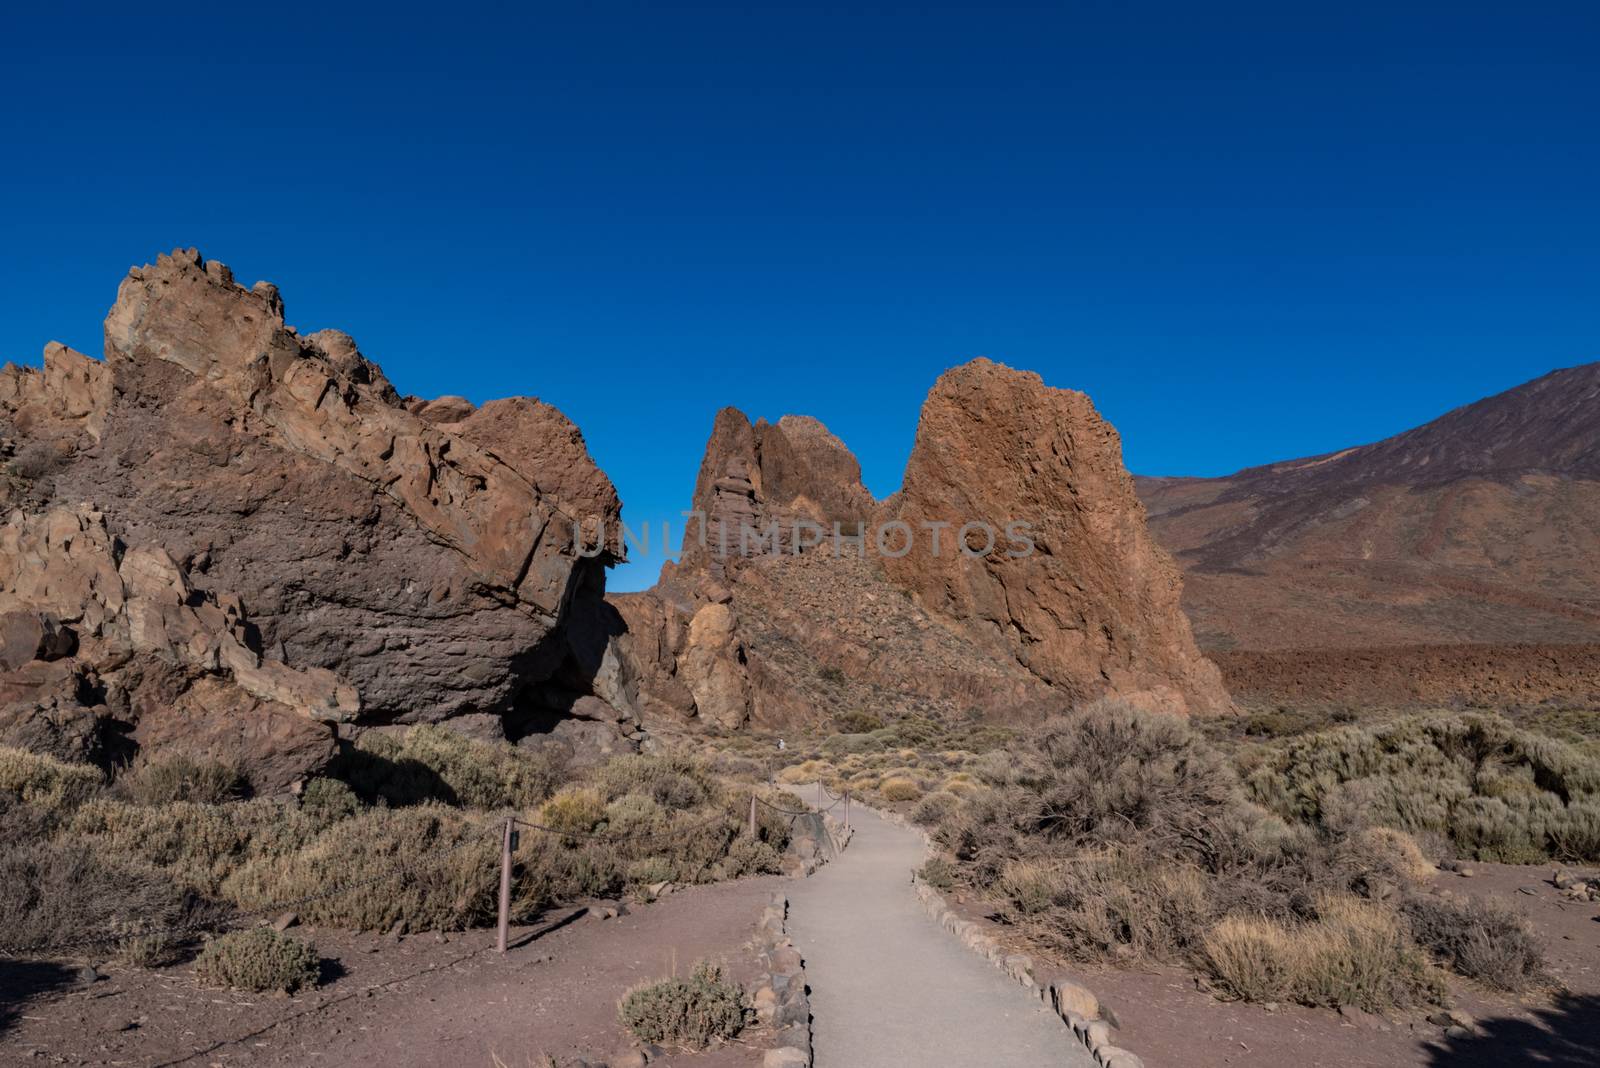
[1136,363,1600,657]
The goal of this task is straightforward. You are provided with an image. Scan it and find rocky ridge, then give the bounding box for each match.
[609,358,1231,728]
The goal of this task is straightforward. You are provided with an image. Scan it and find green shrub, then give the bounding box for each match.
[0,747,101,809]
[123,756,247,805]
[194,928,320,994]
[618,961,747,1047]
[591,754,717,810]
[720,835,781,878]
[820,733,887,758]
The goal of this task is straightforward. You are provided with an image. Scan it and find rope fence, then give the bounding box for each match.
[11,784,850,959]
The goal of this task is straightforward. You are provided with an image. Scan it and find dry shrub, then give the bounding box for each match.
[195,928,320,994]
[1403,894,1548,991]
[934,702,1514,1008]
[1246,712,1600,863]
[1202,916,1297,1002]
[123,755,247,805]
[591,753,718,810]
[68,798,321,896]
[343,725,566,809]
[0,838,213,964]
[617,961,747,1047]
[1204,896,1442,1010]
[299,776,362,825]
[222,804,499,931]
[999,849,1213,962]
[0,746,101,809]
[880,777,922,802]
[912,790,961,827]
[538,787,607,837]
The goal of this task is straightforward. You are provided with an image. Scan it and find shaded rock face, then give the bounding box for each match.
[608,358,1230,729]
[0,249,624,787]
[882,359,1232,716]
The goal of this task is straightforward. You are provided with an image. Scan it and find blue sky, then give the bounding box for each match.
[2,3,1596,591]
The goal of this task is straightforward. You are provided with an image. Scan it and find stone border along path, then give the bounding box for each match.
[753,894,814,1068]
[781,790,1103,1067]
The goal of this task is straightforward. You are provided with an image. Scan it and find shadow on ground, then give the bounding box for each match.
[1425,992,1600,1067]
[0,959,79,1034]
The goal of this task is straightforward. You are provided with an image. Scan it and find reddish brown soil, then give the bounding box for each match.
[0,876,787,1067]
[1211,642,1600,710]
[952,863,1600,1068]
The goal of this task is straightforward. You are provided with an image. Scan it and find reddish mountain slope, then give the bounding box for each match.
[1136,363,1600,705]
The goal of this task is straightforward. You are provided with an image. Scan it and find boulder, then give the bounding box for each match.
[0,249,626,782]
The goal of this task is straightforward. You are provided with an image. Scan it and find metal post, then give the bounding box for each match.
[748,793,758,838]
[496,816,513,953]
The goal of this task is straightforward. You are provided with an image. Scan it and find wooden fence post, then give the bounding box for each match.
[496,816,513,953]
[844,791,850,832]
[748,793,758,838]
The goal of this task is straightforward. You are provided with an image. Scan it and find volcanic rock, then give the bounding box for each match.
[0,249,627,786]
[609,358,1230,727]
[882,359,1231,716]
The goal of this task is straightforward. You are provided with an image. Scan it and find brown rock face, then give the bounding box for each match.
[0,249,624,786]
[682,409,876,575]
[883,359,1231,716]
[608,358,1230,729]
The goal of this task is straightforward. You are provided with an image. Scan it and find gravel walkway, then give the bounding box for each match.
[783,793,1093,1067]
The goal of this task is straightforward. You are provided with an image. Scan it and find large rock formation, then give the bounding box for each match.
[881,360,1231,715]
[0,249,626,787]
[609,358,1231,728]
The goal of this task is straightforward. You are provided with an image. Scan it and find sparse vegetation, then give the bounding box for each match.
[1402,893,1549,991]
[0,746,102,809]
[194,928,320,994]
[898,701,1552,1011]
[0,834,213,965]
[124,755,247,805]
[1242,712,1600,863]
[617,960,747,1047]
[0,727,790,961]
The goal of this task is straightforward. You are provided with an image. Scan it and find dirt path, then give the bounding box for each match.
[782,794,1092,1068]
[1,877,786,1068]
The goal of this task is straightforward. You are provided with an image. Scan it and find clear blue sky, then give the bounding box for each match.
[2,3,1596,591]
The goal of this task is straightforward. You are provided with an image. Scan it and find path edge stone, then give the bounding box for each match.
[908,873,1142,1068]
[754,893,813,1067]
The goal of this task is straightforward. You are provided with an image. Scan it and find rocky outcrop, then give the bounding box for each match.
[0,249,627,787]
[609,358,1230,729]
[882,359,1231,716]
[683,409,875,575]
